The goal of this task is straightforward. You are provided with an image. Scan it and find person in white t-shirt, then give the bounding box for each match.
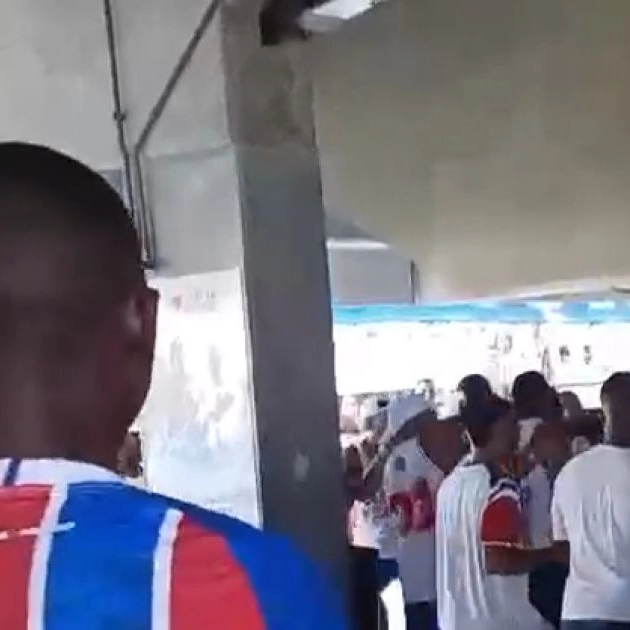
[512,372,570,629]
[383,393,464,630]
[436,396,555,630]
[552,372,630,629]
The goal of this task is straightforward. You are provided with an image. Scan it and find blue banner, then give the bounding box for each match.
[332,301,630,325]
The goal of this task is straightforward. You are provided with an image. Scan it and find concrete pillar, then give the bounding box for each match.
[221,3,347,579]
[142,2,346,581]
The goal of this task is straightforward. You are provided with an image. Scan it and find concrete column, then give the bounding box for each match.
[219,4,346,580]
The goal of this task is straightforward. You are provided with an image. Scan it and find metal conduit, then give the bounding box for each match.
[131,0,223,269]
[103,0,136,226]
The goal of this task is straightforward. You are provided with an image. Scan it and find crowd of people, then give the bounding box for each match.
[344,371,630,630]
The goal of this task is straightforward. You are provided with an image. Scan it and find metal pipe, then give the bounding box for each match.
[132,0,222,268]
[103,0,136,219]
[410,261,420,304]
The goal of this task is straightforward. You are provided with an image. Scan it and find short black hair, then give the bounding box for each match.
[458,374,492,402]
[512,371,549,408]
[462,396,511,448]
[0,142,142,291]
[0,142,144,353]
[601,372,630,401]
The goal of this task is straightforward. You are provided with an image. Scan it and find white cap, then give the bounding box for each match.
[386,392,430,434]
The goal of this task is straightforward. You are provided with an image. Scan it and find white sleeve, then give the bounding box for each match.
[551,477,568,542]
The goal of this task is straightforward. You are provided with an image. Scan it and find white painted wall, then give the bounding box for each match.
[311,0,630,300]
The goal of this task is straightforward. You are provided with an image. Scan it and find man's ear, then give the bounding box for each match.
[122,287,158,355]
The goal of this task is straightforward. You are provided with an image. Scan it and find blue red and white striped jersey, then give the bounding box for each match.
[0,459,347,630]
[480,474,528,549]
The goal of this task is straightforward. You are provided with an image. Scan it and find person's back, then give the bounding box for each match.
[552,444,630,623]
[552,372,630,628]
[0,142,345,629]
[437,464,545,630]
[0,464,340,628]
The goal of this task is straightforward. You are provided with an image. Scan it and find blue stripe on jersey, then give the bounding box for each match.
[44,482,165,630]
[165,498,347,630]
[488,477,521,500]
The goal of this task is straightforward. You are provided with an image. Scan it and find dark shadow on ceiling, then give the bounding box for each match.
[259,0,324,45]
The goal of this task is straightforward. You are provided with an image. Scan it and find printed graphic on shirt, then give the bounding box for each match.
[480,476,527,548]
[390,477,436,534]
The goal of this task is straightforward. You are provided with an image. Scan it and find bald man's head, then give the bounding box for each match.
[0,143,158,468]
[0,142,142,310]
[601,372,630,447]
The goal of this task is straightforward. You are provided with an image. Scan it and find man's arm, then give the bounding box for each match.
[484,545,553,575]
[550,480,570,565]
[481,477,552,576]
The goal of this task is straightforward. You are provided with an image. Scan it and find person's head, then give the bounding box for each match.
[559,390,583,420]
[419,418,466,474]
[530,420,570,471]
[457,373,492,414]
[117,431,143,478]
[0,143,158,469]
[462,396,517,461]
[511,371,554,421]
[600,372,630,446]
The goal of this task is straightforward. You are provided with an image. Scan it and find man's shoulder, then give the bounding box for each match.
[63,483,346,628]
[72,482,295,558]
[61,482,302,572]
[439,463,488,498]
[554,445,604,493]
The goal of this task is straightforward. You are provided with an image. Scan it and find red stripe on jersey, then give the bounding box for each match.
[0,486,51,630]
[480,495,524,547]
[170,517,265,630]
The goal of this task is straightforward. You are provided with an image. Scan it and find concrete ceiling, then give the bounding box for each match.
[5,0,630,302]
[309,0,630,301]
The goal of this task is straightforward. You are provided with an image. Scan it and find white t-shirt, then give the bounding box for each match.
[349,500,380,549]
[384,439,443,603]
[518,418,553,549]
[436,464,548,630]
[552,444,630,622]
[349,496,401,559]
[525,464,553,549]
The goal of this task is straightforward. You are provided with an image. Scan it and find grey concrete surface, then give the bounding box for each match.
[311,0,630,300]
[222,0,346,580]
[329,248,414,305]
